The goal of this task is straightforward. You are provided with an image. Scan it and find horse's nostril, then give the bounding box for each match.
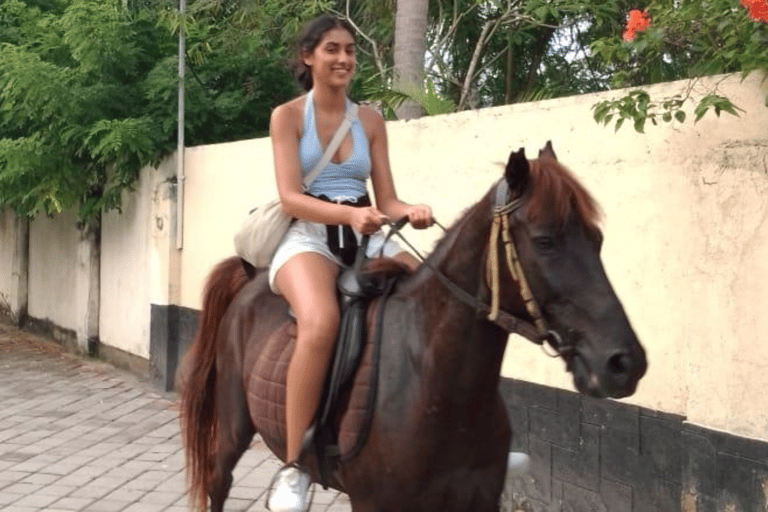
[606,352,632,377]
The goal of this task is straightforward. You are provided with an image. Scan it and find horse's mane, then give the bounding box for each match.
[422,156,601,269]
[526,157,601,230]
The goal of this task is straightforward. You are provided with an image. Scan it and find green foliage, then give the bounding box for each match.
[592,89,701,132]
[0,0,302,221]
[409,0,651,112]
[590,0,768,132]
[0,0,171,220]
[368,78,456,117]
[5,0,764,221]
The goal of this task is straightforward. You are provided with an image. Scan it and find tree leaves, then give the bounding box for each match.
[693,93,744,122]
[591,89,695,133]
[0,0,299,221]
[590,0,768,132]
[0,0,166,220]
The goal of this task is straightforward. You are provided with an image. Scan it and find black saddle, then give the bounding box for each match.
[240,224,408,487]
[309,232,403,488]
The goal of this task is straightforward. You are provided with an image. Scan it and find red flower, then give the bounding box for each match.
[741,0,768,22]
[623,9,651,42]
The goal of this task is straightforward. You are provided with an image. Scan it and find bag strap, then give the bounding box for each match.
[302,101,359,191]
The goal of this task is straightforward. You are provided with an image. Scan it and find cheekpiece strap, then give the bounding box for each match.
[486,180,548,340]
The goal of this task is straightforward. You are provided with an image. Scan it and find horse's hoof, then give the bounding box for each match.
[506,452,530,477]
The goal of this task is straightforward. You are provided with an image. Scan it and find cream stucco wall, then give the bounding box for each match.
[0,209,18,313]
[486,74,768,441]
[1,72,763,441]
[100,168,154,359]
[180,138,275,309]
[27,209,79,332]
[178,73,768,441]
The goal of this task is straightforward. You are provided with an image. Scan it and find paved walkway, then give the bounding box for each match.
[0,323,350,512]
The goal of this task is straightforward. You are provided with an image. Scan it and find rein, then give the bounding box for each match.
[384,182,573,359]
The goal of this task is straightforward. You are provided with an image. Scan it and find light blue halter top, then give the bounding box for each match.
[299,90,371,200]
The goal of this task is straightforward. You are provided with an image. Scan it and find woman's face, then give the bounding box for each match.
[303,27,356,88]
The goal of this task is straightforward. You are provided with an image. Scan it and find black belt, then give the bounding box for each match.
[311,194,371,266]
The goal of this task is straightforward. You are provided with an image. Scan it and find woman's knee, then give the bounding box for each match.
[294,305,340,353]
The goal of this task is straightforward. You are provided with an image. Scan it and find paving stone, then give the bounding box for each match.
[138,490,182,505]
[33,483,76,498]
[41,463,85,476]
[67,483,116,499]
[0,323,347,512]
[0,505,38,512]
[0,492,23,506]
[12,492,61,508]
[20,472,60,485]
[2,482,44,495]
[0,469,32,484]
[81,499,132,512]
[103,487,146,502]
[121,503,166,512]
[228,484,267,501]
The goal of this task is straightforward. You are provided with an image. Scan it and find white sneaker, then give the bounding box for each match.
[267,465,311,512]
[506,452,531,477]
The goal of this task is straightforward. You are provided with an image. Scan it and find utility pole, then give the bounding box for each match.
[176,0,186,249]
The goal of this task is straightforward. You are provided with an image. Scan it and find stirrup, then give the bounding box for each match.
[265,461,315,512]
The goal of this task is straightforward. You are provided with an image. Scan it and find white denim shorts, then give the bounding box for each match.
[268,219,405,294]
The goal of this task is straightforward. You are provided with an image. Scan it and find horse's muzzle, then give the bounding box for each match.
[570,344,647,399]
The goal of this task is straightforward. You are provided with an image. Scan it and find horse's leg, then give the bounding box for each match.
[349,498,377,512]
[209,367,255,512]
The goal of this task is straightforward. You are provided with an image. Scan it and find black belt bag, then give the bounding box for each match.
[312,194,372,266]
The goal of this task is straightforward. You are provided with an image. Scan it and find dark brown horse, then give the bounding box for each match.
[179,143,647,512]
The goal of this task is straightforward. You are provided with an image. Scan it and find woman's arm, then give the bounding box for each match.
[271,101,387,234]
[365,106,433,229]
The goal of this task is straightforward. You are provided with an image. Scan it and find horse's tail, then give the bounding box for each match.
[179,256,250,512]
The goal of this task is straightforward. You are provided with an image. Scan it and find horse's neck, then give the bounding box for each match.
[419,192,494,294]
[404,192,509,406]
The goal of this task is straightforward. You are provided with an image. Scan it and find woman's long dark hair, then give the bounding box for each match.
[294,14,356,91]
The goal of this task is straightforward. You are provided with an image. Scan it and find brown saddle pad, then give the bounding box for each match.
[245,312,376,461]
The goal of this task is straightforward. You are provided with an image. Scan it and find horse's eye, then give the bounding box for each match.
[533,236,556,252]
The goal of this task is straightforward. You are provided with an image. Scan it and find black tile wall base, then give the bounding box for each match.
[144,307,768,511]
[500,378,768,512]
[149,303,198,391]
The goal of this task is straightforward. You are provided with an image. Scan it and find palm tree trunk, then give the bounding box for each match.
[393,0,428,120]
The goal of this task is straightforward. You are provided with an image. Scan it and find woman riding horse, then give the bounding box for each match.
[267,14,432,512]
[179,147,648,512]
[179,17,648,512]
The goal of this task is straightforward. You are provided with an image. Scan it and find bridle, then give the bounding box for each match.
[384,179,575,360]
[484,179,574,359]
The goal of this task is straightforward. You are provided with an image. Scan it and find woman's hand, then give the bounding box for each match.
[405,204,433,229]
[348,206,388,234]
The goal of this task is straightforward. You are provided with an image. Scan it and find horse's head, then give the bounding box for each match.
[498,142,647,398]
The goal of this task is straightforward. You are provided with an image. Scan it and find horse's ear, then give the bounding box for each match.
[505,147,529,195]
[538,140,557,161]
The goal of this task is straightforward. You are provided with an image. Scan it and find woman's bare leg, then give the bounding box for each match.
[274,252,340,462]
